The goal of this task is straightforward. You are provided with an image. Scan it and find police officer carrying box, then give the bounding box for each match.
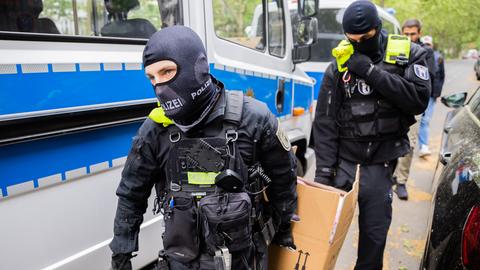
[109,26,297,270]
[313,1,430,269]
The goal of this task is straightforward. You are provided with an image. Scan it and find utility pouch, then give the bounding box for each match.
[376,100,401,135]
[162,194,200,263]
[349,101,377,137]
[199,192,253,254]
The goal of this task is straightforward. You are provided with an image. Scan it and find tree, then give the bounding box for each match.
[374,0,480,57]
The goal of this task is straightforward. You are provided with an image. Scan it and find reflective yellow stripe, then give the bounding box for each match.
[148,107,174,127]
[187,172,219,185]
[385,34,411,65]
[332,40,354,72]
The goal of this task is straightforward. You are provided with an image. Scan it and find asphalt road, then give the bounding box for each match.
[304,59,480,270]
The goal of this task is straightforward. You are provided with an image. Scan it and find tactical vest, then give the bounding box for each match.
[149,91,275,268]
[335,34,414,142]
[164,91,248,196]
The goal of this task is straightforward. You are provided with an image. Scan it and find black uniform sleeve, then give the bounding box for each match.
[425,47,436,80]
[257,108,297,226]
[432,55,446,98]
[313,63,340,182]
[366,44,431,115]
[109,120,164,255]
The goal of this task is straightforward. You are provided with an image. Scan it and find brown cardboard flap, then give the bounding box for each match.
[269,165,360,270]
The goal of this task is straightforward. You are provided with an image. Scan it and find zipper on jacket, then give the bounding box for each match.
[366,141,372,160]
[326,90,332,116]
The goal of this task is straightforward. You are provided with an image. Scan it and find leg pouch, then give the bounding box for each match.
[163,195,200,263]
[199,192,253,254]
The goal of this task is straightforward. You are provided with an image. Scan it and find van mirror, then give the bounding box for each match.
[295,17,318,46]
[441,92,468,108]
[293,17,318,64]
[298,0,318,17]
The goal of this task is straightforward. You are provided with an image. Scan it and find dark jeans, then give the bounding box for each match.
[333,159,396,270]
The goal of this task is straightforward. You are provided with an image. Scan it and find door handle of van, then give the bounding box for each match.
[276,79,285,113]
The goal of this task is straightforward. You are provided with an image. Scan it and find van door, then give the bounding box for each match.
[204,0,295,118]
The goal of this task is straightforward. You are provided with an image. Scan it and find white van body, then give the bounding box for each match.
[0,0,315,269]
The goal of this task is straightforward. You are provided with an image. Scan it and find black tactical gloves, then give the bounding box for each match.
[273,222,297,250]
[111,253,133,270]
[344,53,375,79]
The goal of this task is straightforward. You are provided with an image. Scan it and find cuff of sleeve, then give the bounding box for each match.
[365,65,382,87]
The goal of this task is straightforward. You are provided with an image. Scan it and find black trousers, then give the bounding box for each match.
[333,159,396,270]
[167,242,268,270]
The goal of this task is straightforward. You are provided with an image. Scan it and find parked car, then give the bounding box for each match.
[420,87,480,270]
[463,49,479,59]
[474,58,480,80]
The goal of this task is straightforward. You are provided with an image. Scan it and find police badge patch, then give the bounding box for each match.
[276,119,291,151]
[357,79,372,95]
[413,64,429,81]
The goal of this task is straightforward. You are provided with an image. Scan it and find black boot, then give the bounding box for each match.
[395,183,408,200]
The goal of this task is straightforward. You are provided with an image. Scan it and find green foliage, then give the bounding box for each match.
[213,0,262,37]
[129,0,161,29]
[374,0,480,57]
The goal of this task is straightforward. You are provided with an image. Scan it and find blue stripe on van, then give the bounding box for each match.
[306,71,325,100]
[0,123,141,196]
[0,64,152,115]
[0,63,313,196]
[294,82,313,112]
[211,64,294,117]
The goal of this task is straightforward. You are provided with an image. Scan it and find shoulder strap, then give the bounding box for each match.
[224,90,244,126]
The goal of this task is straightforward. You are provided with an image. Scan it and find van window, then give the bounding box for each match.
[308,8,400,62]
[268,0,285,58]
[309,8,345,62]
[0,0,183,40]
[381,18,396,35]
[213,0,265,52]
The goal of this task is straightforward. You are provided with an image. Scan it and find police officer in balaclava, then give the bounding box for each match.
[110,26,297,270]
[313,1,430,269]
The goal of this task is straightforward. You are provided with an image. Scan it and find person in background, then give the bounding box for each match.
[418,35,445,157]
[393,19,435,200]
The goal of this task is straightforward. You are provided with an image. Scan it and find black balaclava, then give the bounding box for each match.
[143,26,219,128]
[342,1,383,61]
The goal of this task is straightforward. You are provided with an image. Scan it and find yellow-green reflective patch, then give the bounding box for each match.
[187,172,219,185]
[385,34,411,65]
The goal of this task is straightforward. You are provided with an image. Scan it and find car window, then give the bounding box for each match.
[468,87,480,110]
[267,0,286,58]
[0,0,183,39]
[213,0,265,52]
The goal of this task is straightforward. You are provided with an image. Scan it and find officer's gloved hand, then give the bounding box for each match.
[111,253,133,270]
[344,53,373,79]
[273,223,296,250]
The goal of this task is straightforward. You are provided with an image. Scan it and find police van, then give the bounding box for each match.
[298,0,401,101]
[0,0,317,269]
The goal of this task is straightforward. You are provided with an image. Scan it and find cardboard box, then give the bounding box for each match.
[269,166,359,270]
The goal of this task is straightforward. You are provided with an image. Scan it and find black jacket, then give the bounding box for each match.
[314,39,431,181]
[432,51,445,98]
[109,82,297,255]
